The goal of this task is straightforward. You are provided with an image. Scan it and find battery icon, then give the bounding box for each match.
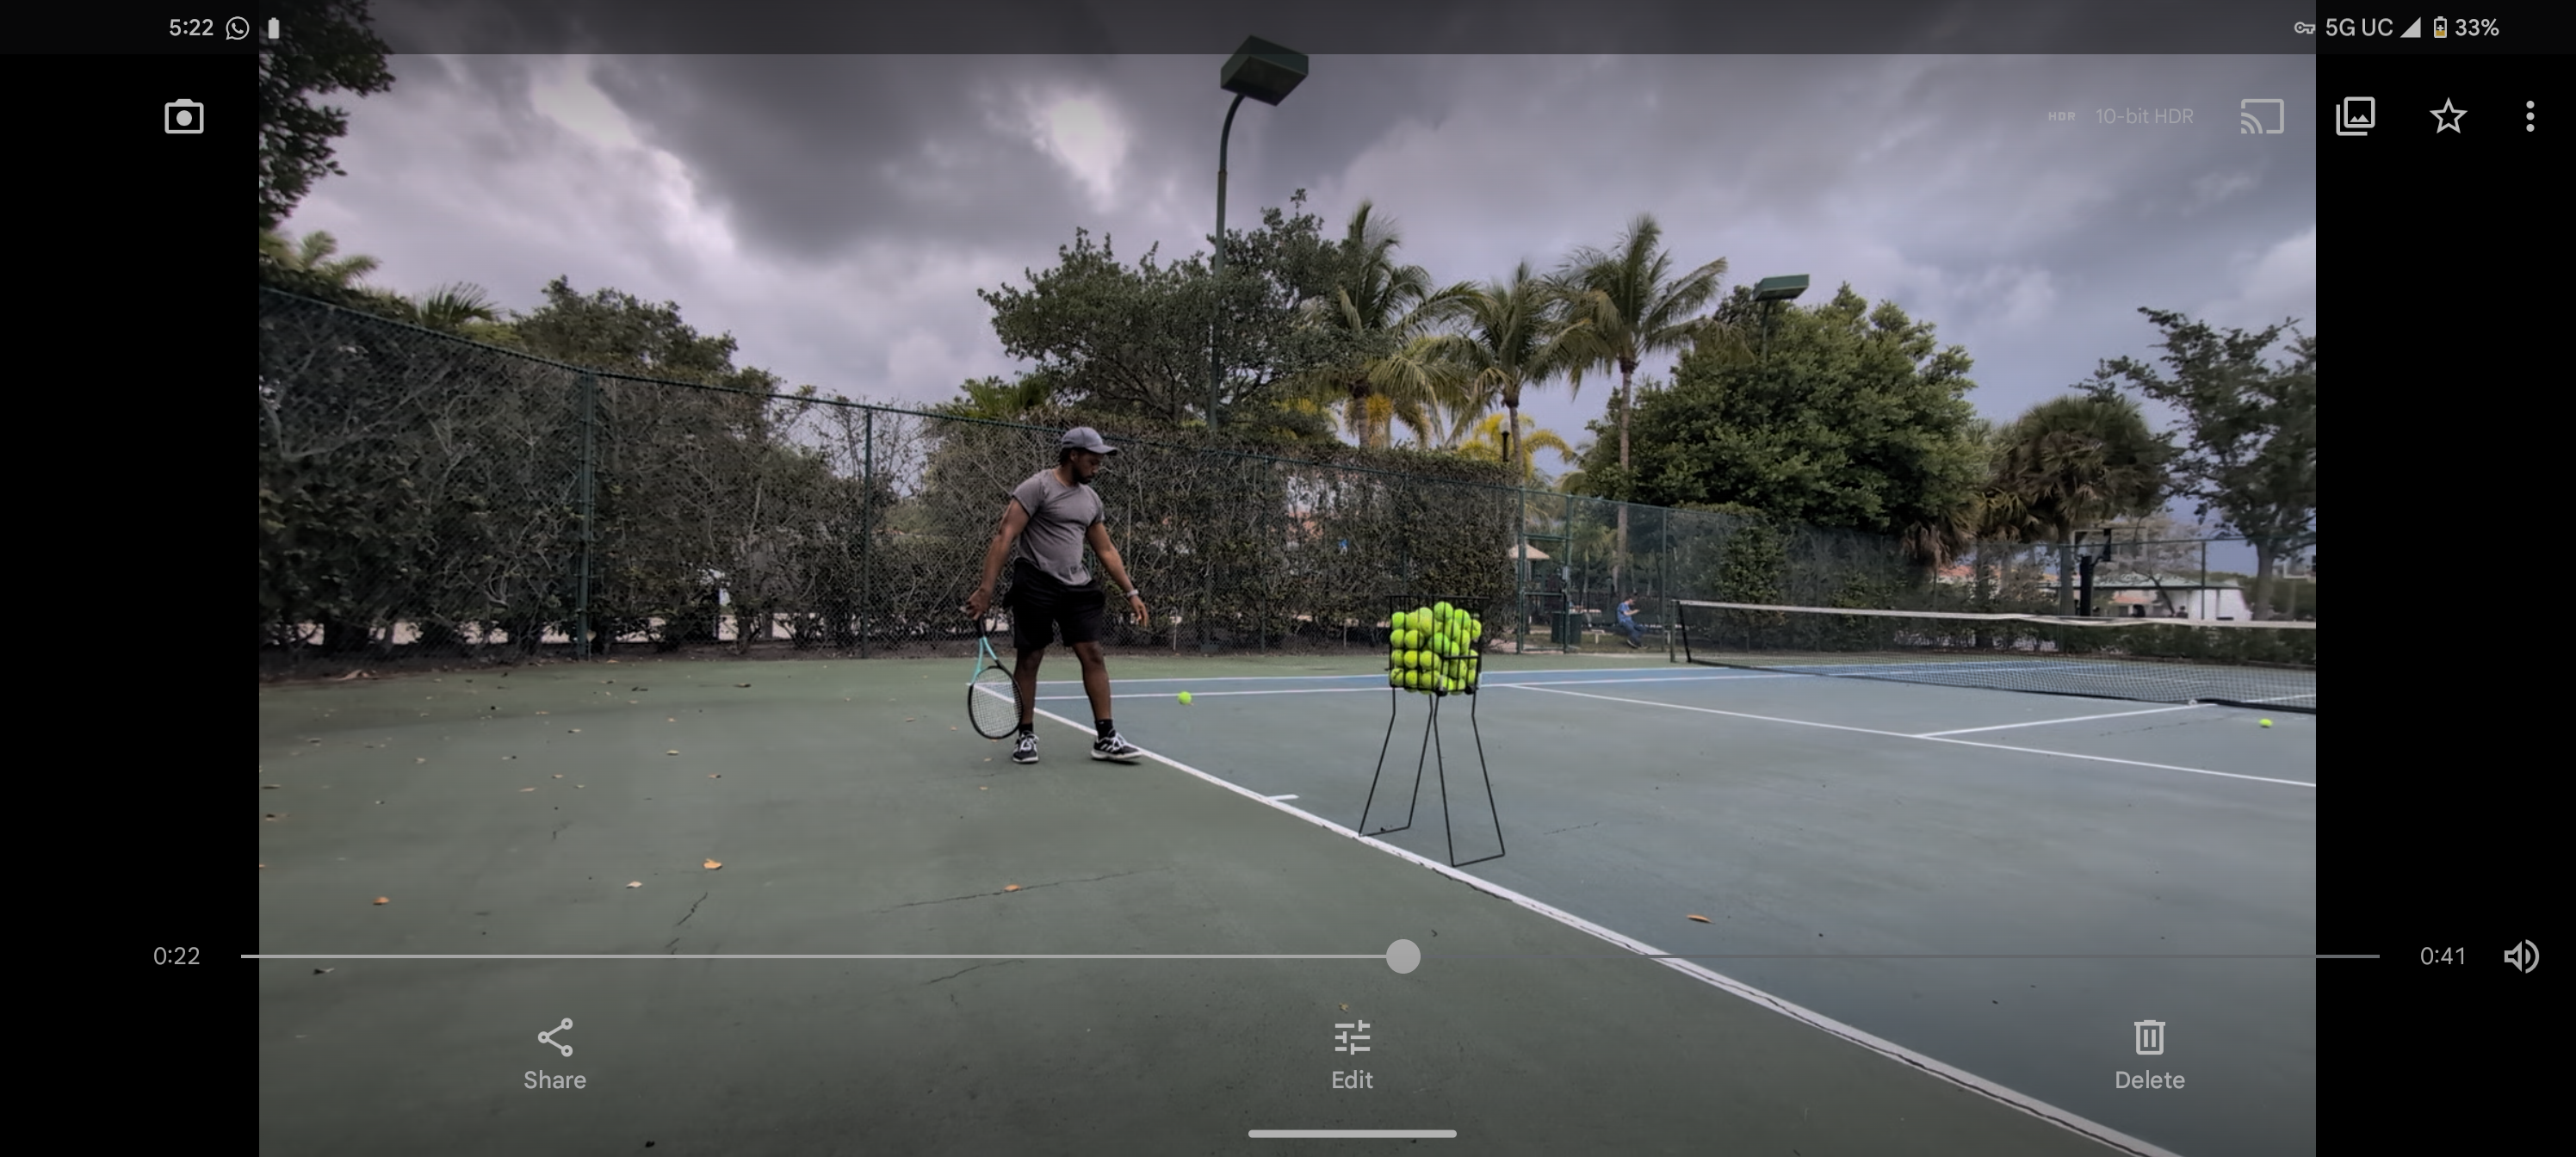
[268,18,280,39]
[2434,17,2448,37]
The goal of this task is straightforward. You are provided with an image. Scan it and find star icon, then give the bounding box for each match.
[2431,98,2466,133]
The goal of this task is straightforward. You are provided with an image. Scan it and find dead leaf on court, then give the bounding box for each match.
[703,859,722,869]
[1687,915,1711,923]
[373,897,389,905]
[314,968,335,974]
[627,882,642,888]
[263,784,282,789]
[520,788,536,793]
[1004,884,1020,892]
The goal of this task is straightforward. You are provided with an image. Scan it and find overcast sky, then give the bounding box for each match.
[279,37,2312,551]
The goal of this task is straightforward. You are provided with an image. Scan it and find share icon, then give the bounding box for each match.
[539,1018,574,1056]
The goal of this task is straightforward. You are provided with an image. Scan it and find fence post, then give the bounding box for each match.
[576,372,598,661]
[1661,504,1674,663]
[1515,482,1527,653]
[860,407,873,659]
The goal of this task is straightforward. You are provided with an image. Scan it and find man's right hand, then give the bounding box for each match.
[965,587,992,619]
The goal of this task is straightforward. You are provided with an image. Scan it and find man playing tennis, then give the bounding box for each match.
[963,427,1149,765]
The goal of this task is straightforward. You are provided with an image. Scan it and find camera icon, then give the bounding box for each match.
[165,99,205,134]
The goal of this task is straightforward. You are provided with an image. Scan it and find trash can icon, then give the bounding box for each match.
[2133,1020,2165,1055]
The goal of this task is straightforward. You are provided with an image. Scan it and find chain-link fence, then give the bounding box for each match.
[258,288,2307,677]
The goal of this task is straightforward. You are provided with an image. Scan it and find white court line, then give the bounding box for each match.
[1917,704,2209,737]
[1032,673,1785,702]
[1025,666,1689,686]
[1502,684,2313,789]
[1009,700,2183,1157]
[1266,795,1298,801]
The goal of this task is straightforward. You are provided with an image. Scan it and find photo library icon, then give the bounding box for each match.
[2338,97,2376,136]
[2134,1020,2165,1055]
[2241,99,2285,134]
[164,99,204,134]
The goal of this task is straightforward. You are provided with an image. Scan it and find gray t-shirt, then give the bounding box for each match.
[1010,469,1105,590]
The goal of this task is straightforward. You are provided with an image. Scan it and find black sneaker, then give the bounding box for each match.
[1091,733,1142,763]
[1012,733,1039,764]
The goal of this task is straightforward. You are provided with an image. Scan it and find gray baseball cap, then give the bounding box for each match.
[1057,426,1118,455]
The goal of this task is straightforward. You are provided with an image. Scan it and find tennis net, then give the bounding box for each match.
[1675,601,2316,713]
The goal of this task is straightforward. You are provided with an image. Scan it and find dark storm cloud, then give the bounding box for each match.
[285,40,2310,474]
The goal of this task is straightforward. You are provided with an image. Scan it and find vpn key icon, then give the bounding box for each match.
[539,1018,574,1056]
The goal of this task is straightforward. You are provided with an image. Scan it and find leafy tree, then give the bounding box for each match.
[2090,309,2316,620]
[1986,392,2171,613]
[936,373,1062,421]
[257,0,395,231]
[1580,283,1985,550]
[1556,213,1734,591]
[978,191,1354,430]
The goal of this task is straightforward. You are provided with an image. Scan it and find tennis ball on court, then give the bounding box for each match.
[2260,719,2272,727]
[1179,692,1193,704]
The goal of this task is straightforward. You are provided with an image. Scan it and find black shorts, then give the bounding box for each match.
[1008,561,1105,653]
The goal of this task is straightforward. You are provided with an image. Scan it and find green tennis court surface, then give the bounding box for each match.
[258,651,2313,1155]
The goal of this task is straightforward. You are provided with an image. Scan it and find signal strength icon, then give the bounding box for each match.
[2505,941,2539,974]
[2241,99,2285,134]
[2401,19,2423,38]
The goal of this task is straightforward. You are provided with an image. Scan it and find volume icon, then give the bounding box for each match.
[2505,941,2538,974]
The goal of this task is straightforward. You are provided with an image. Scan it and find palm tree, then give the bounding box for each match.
[259,229,381,288]
[1412,261,1598,477]
[1556,213,1731,593]
[1292,201,1479,449]
[398,282,505,333]
[1454,411,1578,485]
[1987,393,2171,614]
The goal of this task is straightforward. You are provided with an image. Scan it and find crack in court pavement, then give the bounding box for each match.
[884,869,1152,912]
[926,960,1023,986]
[1543,821,1601,835]
[676,891,709,927]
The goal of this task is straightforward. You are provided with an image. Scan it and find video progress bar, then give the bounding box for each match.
[1251,1130,1455,1139]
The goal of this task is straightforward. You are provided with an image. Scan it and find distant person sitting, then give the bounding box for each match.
[1616,597,1644,648]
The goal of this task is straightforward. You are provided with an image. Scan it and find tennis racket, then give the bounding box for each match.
[966,608,1025,740]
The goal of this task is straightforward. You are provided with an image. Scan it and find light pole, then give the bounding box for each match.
[1211,36,1307,434]
[1750,275,1808,362]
